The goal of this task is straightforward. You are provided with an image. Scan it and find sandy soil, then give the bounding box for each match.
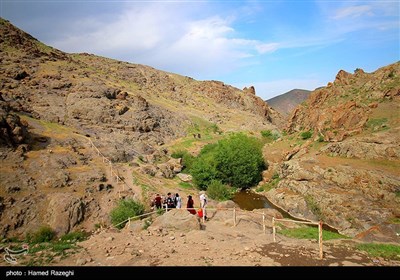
[49,212,399,267]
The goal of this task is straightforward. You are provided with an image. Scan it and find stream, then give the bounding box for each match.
[232,189,339,233]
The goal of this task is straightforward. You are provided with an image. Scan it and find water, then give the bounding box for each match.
[232,189,273,211]
[233,189,339,233]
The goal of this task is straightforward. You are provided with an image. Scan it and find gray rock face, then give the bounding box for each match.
[321,131,400,160]
[149,209,201,231]
[0,102,28,147]
[266,157,400,238]
[46,193,85,235]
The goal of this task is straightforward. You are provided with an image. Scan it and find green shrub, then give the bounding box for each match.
[261,130,272,138]
[300,130,312,140]
[110,199,145,229]
[179,181,193,189]
[26,226,56,244]
[272,131,281,140]
[272,172,279,180]
[60,231,88,242]
[156,208,165,215]
[191,154,218,190]
[208,123,222,134]
[191,133,265,189]
[143,218,152,230]
[190,143,219,190]
[215,133,265,188]
[365,118,389,132]
[171,150,185,159]
[206,180,234,201]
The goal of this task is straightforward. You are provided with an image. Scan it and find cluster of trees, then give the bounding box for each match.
[173,133,266,200]
[110,133,266,229]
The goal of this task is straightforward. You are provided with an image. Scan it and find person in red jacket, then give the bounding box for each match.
[187,195,196,215]
[153,194,162,209]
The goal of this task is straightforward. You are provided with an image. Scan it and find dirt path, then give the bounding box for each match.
[117,164,143,201]
[49,212,399,267]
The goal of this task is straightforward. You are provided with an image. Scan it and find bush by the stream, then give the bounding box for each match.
[190,133,265,190]
[206,180,234,201]
[110,199,145,229]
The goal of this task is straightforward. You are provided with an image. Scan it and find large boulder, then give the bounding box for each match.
[46,193,85,235]
[149,209,200,231]
[0,104,28,147]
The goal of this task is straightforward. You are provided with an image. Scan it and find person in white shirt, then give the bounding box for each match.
[175,193,182,209]
[199,193,208,220]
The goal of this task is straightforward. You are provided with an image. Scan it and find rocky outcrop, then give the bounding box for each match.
[149,209,201,231]
[0,18,279,163]
[0,102,28,147]
[286,62,400,141]
[321,131,400,160]
[139,158,183,179]
[265,157,400,238]
[46,193,85,235]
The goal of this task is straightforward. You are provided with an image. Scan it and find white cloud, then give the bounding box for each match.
[332,5,373,20]
[53,5,177,53]
[255,43,280,54]
[51,4,278,79]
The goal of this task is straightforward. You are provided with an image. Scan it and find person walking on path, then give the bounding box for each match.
[175,193,182,209]
[187,195,196,215]
[200,192,208,220]
[154,194,162,209]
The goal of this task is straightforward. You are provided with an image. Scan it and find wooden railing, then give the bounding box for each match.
[87,137,131,197]
[272,217,323,259]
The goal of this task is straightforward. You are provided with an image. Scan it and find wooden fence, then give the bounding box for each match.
[87,137,131,197]
[272,217,323,259]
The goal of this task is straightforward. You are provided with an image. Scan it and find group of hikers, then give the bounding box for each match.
[151,192,208,220]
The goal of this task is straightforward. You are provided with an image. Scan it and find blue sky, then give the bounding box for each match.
[1,0,399,100]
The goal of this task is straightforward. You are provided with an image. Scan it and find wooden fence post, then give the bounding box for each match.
[272,217,276,242]
[262,212,266,234]
[319,220,323,259]
[233,207,236,227]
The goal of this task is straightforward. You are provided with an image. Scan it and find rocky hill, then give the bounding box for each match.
[266,89,311,117]
[0,18,280,239]
[286,64,400,142]
[261,62,400,240]
[0,17,399,262]
[0,18,280,162]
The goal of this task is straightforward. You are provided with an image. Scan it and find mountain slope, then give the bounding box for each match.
[286,64,400,141]
[0,18,279,161]
[261,63,400,240]
[0,18,280,239]
[266,89,311,117]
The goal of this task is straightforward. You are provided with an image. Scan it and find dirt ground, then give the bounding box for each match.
[47,213,399,267]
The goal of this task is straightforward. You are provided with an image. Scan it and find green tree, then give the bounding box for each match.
[206,180,233,201]
[190,144,218,190]
[215,133,265,188]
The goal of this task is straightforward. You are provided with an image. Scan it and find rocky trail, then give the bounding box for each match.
[6,209,395,267]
